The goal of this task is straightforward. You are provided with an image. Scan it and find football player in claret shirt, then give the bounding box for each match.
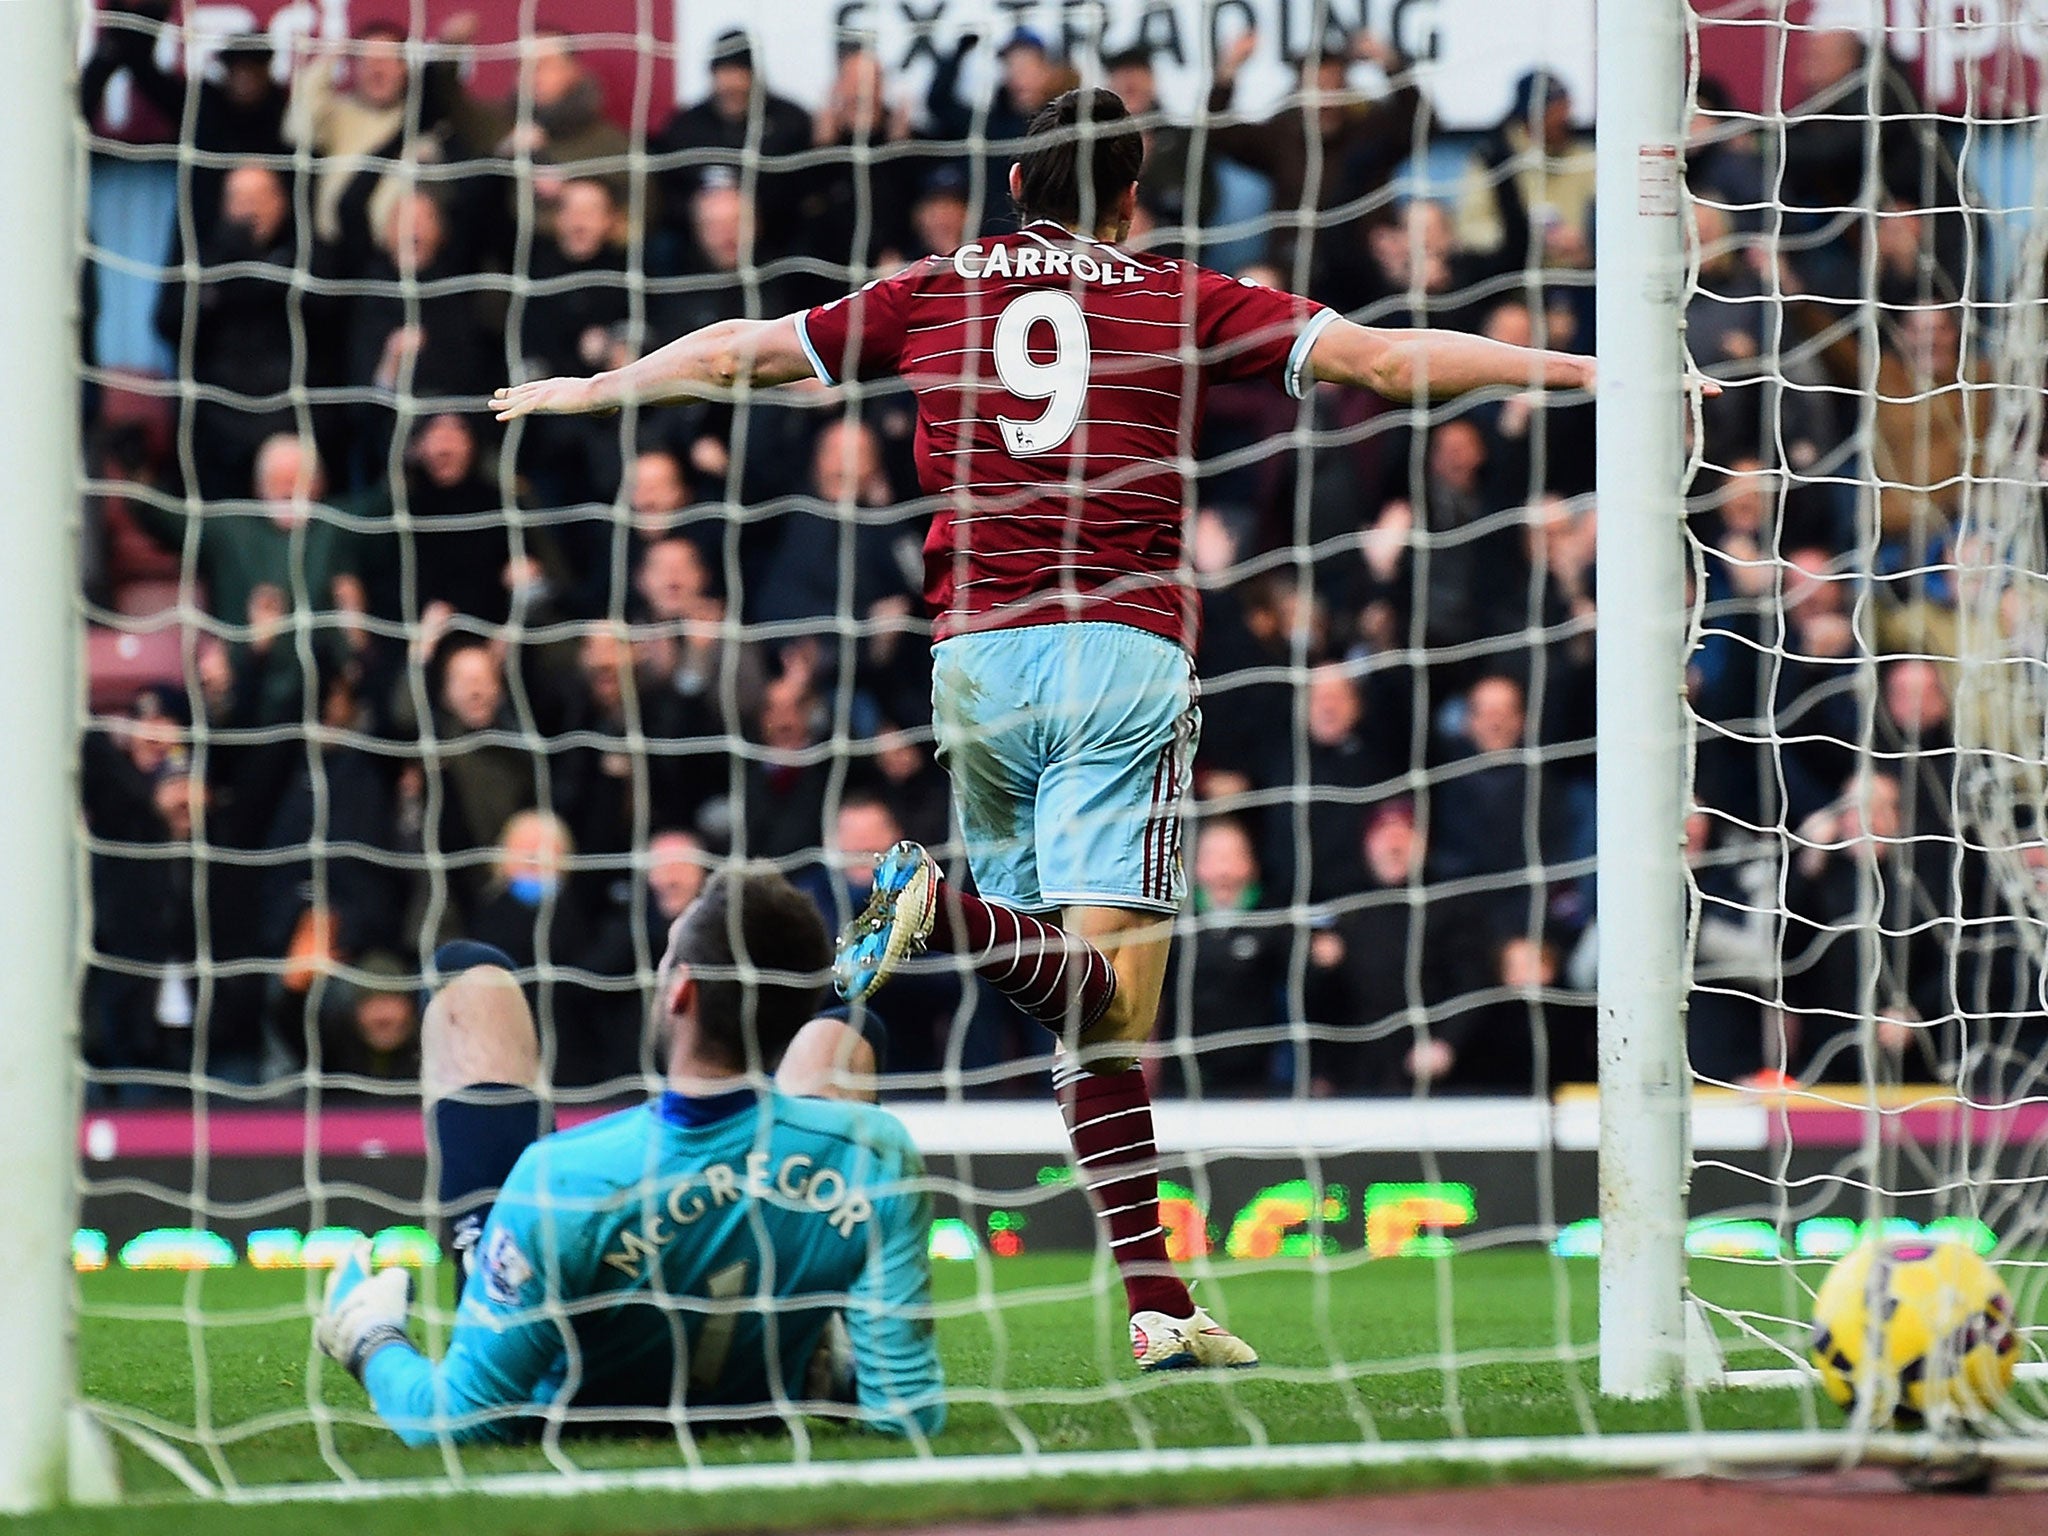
[314,867,942,1443]
[494,88,1596,1372]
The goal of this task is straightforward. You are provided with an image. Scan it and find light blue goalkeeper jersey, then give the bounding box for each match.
[362,1087,944,1443]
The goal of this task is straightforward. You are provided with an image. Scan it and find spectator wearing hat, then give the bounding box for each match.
[652,29,812,267]
[925,26,1073,234]
[318,952,423,1098]
[82,23,287,248]
[1456,69,1595,272]
[903,165,972,260]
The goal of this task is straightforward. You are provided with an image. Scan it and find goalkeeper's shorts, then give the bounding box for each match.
[931,620,1198,915]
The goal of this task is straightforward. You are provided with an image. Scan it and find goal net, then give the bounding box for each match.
[53,0,2044,1512]
[1684,0,2048,1433]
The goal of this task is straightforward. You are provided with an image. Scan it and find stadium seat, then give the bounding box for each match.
[85,623,183,715]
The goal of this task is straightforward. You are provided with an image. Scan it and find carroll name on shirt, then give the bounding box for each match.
[600,1152,877,1279]
[952,242,1145,286]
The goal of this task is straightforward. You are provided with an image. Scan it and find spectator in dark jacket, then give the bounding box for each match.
[1428,673,1563,937]
[1104,46,1210,238]
[1323,198,1503,332]
[548,627,693,862]
[582,827,709,1074]
[81,721,200,1095]
[82,26,286,247]
[464,809,615,1087]
[1777,31,1966,301]
[925,28,1069,234]
[346,190,499,486]
[1416,931,1591,1094]
[744,666,832,862]
[1307,800,1488,1092]
[154,164,330,499]
[1162,817,1285,1096]
[317,951,422,1098]
[800,46,920,286]
[391,636,541,916]
[1204,27,1428,287]
[652,30,811,263]
[1783,769,1953,1084]
[519,178,632,380]
[1290,664,1400,904]
[397,413,526,629]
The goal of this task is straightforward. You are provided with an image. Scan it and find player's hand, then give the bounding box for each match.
[493,375,610,421]
[315,1240,414,1382]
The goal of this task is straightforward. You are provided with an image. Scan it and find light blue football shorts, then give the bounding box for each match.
[930,621,1200,915]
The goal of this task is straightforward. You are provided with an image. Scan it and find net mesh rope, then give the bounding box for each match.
[68,0,2004,1498]
[1683,0,2048,1431]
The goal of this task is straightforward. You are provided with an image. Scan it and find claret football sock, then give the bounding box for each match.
[1052,1057,1193,1320]
[926,885,1120,1034]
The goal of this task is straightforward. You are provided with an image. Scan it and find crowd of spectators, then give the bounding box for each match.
[76,12,2026,1106]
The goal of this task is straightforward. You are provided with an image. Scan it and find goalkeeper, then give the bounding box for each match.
[315,866,944,1443]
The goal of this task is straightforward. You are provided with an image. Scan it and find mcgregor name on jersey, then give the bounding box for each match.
[601,1152,877,1279]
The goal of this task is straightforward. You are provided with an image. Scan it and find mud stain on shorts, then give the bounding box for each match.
[932,657,1016,841]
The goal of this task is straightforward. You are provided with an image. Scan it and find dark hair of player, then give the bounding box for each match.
[1014,87,1145,231]
[663,865,830,1071]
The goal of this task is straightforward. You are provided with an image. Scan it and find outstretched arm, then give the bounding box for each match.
[1307,318,1596,401]
[492,315,817,421]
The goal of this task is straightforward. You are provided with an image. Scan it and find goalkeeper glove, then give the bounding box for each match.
[315,1240,415,1381]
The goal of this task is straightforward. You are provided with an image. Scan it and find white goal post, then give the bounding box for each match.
[41,0,2048,1516]
[0,0,87,1515]
[1592,0,1693,1402]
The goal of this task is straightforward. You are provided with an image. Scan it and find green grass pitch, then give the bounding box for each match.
[26,1249,1835,1535]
